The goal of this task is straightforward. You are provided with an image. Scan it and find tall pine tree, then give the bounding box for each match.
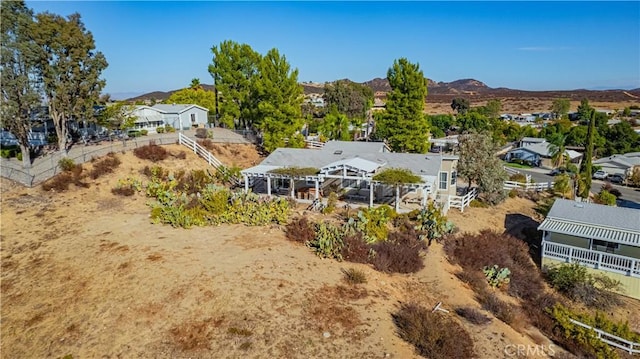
[374,58,430,153]
[580,101,596,199]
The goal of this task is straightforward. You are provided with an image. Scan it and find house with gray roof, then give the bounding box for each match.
[504,140,582,168]
[129,104,209,133]
[538,199,640,299]
[594,152,640,179]
[240,140,459,210]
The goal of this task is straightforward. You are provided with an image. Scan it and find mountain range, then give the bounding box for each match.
[125,78,640,103]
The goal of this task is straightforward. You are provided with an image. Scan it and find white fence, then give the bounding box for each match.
[178,133,242,186]
[503,166,531,182]
[542,241,640,277]
[305,140,325,149]
[568,318,640,354]
[503,180,554,191]
[448,187,478,212]
[178,133,224,168]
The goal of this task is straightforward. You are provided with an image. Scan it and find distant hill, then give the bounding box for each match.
[126,79,640,103]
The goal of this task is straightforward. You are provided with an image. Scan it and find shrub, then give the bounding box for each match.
[112,177,142,197]
[444,230,544,300]
[601,183,622,198]
[370,236,424,274]
[341,232,371,264]
[58,157,76,172]
[128,130,142,137]
[140,129,148,136]
[164,124,176,133]
[133,141,168,162]
[0,149,13,158]
[341,268,367,285]
[478,292,517,325]
[156,126,165,134]
[42,164,88,191]
[509,173,527,183]
[16,151,22,161]
[88,154,121,179]
[174,151,187,159]
[197,139,215,151]
[195,128,208,138]
[111,186,135,196]
[175,169,212,194]
[393,303,475,358]
[594,189,617,206]
[544,262,622,310]
[285,217,315,244]
[322,192,338,214]
[455,307,492,325]
[469,199,488,208]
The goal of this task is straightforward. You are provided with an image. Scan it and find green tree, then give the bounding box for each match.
[550,98,571,120]
[456,111,489,132]
[0,0,41,168]
[595,190,617,206]
[253,48,304,152]
[553,173,572,199]
[323,80,373,120]
[451,97,470,114]
[428,114,454,138]
[97,102,136,131]
[165,80,216,119]
[33,12,108,152]
[576,98,594,125]
[374,58,430,153]
[457,131,507,204]
[547,133,568,169]
[318,105,351,141]
[208,40,261,129]
[480,99,502,119]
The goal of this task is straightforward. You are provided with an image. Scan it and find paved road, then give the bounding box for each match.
[515,167,640,209]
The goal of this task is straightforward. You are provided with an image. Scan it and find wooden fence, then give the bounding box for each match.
[503,180,553,191]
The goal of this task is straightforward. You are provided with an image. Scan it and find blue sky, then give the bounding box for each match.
[27,1,640,99]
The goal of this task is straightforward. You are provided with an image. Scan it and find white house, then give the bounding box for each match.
[128,104,209,133]
[152,104,209,130]
[538,199,640,299]
[594,152,640,178]
[240,140,459,210]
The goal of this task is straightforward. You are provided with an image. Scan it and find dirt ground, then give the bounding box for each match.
[0,144,635,358]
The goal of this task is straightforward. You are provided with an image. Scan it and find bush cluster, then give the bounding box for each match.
[43,162,88,191]
[133,141,168,162]
[393,303,475,358]
[88,153,121,179]
[455,307,492,325]
[284,206,446,274]
[544,262,621,310]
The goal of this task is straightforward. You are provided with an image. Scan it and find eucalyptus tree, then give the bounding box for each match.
[374,58,430,153]
[0,0,41,167]
[33,12,108,152]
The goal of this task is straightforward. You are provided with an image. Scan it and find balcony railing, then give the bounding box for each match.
[542,241,640,277]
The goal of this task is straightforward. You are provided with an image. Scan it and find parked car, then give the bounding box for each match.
[592,170,608,180]
[608,174,625,184]
[549,167,575,176]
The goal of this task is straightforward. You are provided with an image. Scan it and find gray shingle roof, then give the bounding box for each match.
[242,141,452,178]
[513,142,582,160]
[538,199,640,247]
[152,104,209,113]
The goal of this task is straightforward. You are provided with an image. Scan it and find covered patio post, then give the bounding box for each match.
[290,179,295,199]
[244,174,249,193]
[395,185,400,211]
[369,181,374,208]
[266,177,272,197]
[422,186,427,208]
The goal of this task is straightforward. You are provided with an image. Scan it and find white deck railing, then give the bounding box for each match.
[568,319,640,354]
[542,241,640,277]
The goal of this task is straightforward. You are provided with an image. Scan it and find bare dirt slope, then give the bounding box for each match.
[1,145,570,358]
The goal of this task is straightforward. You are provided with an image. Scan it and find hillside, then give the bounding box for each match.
[127,78,640,104]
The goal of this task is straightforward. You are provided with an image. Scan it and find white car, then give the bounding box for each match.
[593,170,608,180]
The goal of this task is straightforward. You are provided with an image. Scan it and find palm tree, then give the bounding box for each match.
[547,133,568,169]
[553,173,572,199]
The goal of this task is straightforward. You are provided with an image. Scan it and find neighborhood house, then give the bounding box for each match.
[504,138,582,168]
[130,104,209,133]
[538,199,640,299]
[593,152,640,179]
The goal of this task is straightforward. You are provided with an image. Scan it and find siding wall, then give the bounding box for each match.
[549,232,590,249]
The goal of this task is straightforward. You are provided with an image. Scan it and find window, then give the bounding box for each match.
[450,171,457,185]
[592,239,619,253]
[190,113,196,123]
[439,172,448,190]
[342,178,357,189]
